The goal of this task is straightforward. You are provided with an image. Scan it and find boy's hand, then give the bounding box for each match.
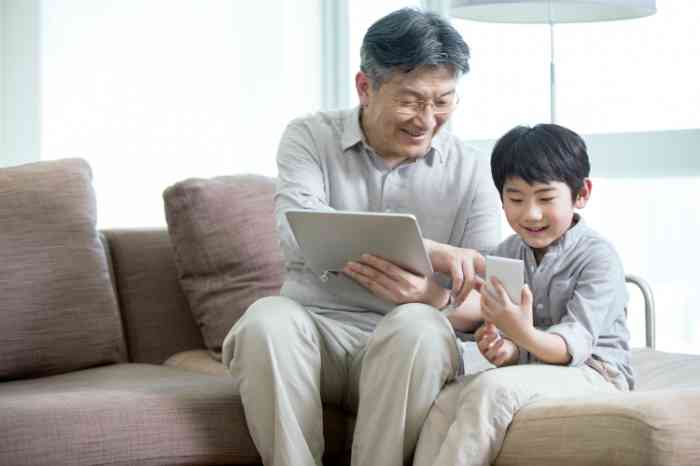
[423,240,485,306]
[475,321,519,366]
[477,277,534,346]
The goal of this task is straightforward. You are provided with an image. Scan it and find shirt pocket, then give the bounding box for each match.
[546,277,575,325]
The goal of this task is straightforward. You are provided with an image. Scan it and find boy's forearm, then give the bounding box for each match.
[446,290,482,332]
[516,328,572,365]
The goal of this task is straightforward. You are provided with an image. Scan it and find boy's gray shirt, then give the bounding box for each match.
[492,215,634,389]
[274,107,500,331]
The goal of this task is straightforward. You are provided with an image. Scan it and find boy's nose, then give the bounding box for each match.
[524,204,543,221]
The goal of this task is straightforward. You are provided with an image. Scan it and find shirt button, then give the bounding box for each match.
[536,304,544,309]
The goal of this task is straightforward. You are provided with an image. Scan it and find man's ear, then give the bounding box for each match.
[575,178,593,208]
[356,72,371,107]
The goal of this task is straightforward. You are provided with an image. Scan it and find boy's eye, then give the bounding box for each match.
[507,198,523,203]
[540,197,556,202]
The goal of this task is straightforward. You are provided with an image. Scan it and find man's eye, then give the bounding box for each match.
[399,100,419,107]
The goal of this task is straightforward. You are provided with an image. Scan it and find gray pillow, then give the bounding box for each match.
[0,158,127,380]
[163,175,284,358]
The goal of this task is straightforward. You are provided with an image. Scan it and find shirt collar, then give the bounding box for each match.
[341,106,449,164]
[341,106,365,151]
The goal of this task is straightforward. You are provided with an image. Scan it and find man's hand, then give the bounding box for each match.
[477,277,534,346]
[424,240,485,306]
[475,321,519,366]
[344,254,449,308]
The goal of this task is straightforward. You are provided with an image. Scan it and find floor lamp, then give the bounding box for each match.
[450,0,656,123]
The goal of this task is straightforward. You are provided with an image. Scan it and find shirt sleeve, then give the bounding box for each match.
[546,243,625,366]
[274,120,335,266]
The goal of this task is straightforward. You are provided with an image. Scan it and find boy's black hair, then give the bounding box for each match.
[491,124,590,202]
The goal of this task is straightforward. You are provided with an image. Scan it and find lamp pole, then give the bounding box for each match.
[548,0,556,124]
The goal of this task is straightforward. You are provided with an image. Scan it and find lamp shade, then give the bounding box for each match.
[450,0,656,23]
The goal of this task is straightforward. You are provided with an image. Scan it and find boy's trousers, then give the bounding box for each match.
[221,296,462,466]
[413,362,621,466]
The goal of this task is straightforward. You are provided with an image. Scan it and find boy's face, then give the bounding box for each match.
[502,177,591,256]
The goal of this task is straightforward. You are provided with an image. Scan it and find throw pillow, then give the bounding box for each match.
[163,175,283,359]
[0,158,127,380]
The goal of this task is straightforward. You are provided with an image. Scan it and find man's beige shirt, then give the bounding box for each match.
[275,107,500,331]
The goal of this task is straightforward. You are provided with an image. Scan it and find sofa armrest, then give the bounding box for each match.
[625,274,656,349]
[102,228,204,363]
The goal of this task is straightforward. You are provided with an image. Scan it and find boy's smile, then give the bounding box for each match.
[502,177,591,261]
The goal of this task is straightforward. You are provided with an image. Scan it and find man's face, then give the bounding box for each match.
[357,66,458,165]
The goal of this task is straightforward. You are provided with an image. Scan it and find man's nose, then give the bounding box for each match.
[412,104,437,129]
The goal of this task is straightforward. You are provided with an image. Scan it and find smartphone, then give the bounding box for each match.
[485,256,525,304]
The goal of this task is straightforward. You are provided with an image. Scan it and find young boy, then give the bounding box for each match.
[413,124,634,466]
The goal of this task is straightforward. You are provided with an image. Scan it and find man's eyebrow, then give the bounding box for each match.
[398,88,456,99]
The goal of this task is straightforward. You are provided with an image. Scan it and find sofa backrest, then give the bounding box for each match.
[103,228,204,364]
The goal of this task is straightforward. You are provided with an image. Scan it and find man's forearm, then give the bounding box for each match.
[517,328,572,365]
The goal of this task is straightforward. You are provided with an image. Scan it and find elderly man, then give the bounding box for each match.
[223,8,500,466]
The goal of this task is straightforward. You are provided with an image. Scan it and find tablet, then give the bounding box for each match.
[285,210,434,280]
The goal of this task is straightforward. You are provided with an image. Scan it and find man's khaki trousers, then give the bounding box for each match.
[222,296,462,466]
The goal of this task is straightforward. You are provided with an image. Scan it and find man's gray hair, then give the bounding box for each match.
[360,8,470,89]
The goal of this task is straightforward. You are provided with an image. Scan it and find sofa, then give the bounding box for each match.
[1,158,699,466]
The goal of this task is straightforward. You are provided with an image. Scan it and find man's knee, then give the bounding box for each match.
[380,303,455,347]
[371,303,460,373]
[222,296,313,368]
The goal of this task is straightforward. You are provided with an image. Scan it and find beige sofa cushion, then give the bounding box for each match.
[422,348,700,466]
[0,158,126,380]
[163,175,283,358]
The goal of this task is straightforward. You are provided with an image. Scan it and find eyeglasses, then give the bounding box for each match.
[392,94,459,117]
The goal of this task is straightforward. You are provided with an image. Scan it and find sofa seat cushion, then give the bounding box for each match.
[0,159,126,380]
[0,363,257,466]
[164,348,228,376]
[421,349,700,466]
[631,347,700,390]
[163,349,352,462]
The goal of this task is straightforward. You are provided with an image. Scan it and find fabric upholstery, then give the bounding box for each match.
[164,349,352,464]
[103,229,204,364]
[0,364,257,466]
[0,158,126,380]
[421,348,700,466]
[163,175,284,358]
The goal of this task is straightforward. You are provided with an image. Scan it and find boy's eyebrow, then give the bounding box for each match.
[504,185,557,194]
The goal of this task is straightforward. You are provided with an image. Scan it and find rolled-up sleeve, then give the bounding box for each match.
[547,245,623,366]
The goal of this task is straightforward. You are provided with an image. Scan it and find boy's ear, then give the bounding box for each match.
[575,178,593,208]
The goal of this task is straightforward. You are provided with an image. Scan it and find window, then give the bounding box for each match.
[452,0,699,354]
[40,0,321,228]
